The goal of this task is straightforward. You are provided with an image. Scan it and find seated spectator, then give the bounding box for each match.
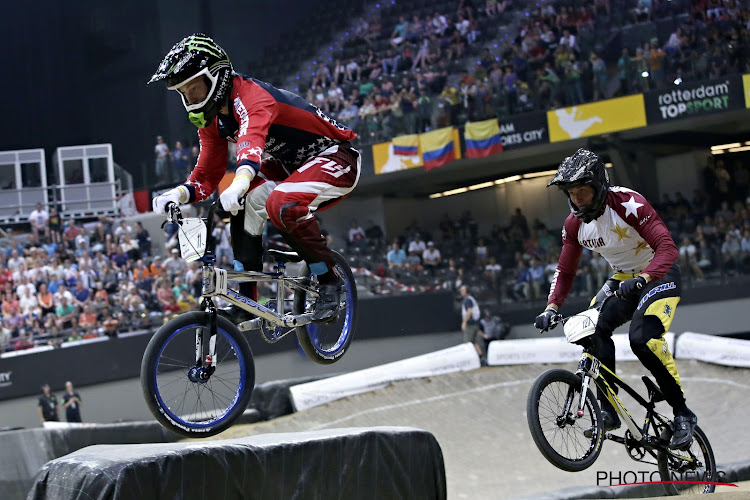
[101,307,120,337]
[678,236,705,281]
[721,232,742,274]
[364,220,384,248]
[163,248,187,278]
[55,296,77,331]
[386,242,407,270]
[390,16,409,47]
[78,304,98,335]
[422,241,442,274]
[177,288,198,312]
[347,220,367,248]
[162,295,182,322]
[72,280,91,309]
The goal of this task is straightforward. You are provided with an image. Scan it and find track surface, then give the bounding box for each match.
[210,360,750,499]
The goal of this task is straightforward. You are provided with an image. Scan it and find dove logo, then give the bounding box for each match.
[548,95,647,143]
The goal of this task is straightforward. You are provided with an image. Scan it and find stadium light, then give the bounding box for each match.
[495,175,521,185]
[641,71,649,78]
[468,181,495,190]
[522,170,557,179]
[604,162,613,168]
[728,145,750,153]
[710,143,741,150]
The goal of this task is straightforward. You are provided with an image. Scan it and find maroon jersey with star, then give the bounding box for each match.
[547,186,678,307]
[182,74,357,202]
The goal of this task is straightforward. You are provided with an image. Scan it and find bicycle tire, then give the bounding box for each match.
[294,250,357,365]
[141,311,255,438]
[657,424,717,495]
[526,369,604,472]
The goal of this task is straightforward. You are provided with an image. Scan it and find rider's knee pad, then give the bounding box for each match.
[629,314,663,351]
[266,193,310,233]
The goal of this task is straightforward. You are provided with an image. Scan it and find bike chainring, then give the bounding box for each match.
[625,430,647,461]
[259,300,283,343]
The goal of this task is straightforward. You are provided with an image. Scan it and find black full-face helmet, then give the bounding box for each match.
[548,148,610,223]
[148,34,233,128]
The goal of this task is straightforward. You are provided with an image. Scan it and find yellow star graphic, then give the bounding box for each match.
[634,240,649,255]
[610,223,630,242]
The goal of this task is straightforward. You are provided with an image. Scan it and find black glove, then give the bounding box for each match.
[617,276,647,299]
[534,308,561,332]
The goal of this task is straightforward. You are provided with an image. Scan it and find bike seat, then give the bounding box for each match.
[268,249,304,263]
[642,376,665,403]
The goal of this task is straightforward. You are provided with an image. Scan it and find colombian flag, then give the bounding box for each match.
[392,134,419,156]
[464,119,503,158]
[420,127,456,171]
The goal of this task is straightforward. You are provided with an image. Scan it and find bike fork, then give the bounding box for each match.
[196,298,218,376]
[577,374,592,418]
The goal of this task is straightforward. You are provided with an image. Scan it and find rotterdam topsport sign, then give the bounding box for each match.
[644,75,745,123]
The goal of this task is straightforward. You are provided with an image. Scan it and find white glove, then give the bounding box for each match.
[220,167,255,215]
[152,185,189,214]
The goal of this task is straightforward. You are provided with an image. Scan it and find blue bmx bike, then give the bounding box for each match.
[141,202,357,437]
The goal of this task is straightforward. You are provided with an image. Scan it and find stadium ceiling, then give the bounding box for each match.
[355,108,750,199]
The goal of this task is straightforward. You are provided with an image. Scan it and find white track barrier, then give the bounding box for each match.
[675,332,750,368]
[487,332,675,366]
[290,343,480,411]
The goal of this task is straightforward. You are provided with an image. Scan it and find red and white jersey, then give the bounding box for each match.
[547,186,678,307]
[183,74,357,202]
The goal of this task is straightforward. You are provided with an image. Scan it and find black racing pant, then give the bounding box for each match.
[589,262,685,411]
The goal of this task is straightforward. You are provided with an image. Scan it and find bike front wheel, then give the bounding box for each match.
[141,312,255,438]
[657,424,717,495]
[527,369,604,472]
[294,250,357,365]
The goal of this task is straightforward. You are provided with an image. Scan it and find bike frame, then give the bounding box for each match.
[202,262,317,332]
[165,202,319,352]
[574,349,699,464]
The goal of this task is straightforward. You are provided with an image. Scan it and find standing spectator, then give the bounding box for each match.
[134,222,152,257]
[47,207,62,244]
[364,220,384,248]
[29,202,50,241]
[459,285,484,361]
[62,381,83,423]
[154,136,170,183]
[212,219,233,266]
[617,48,631,95]
[590,52,608,100]
[38,384,59,424]
[172,141,189,182]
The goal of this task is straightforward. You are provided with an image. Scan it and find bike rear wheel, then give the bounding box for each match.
[657,424,716,495]
[527,369,604,472]
[141,312,255,437]
[294,250,357,365]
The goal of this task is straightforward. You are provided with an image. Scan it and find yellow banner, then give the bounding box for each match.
[547,94,647,143]
[743,74,750,108]
[372,140,423,175]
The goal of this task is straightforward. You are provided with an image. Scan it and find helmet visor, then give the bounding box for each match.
[167,67,219,113]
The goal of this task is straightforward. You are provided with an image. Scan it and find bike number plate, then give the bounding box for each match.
[178,218,208,262]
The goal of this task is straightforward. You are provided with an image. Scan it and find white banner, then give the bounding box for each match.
[290,343,480,411]
[487,336,581,365]
[675,332,750,368]
[487,332,676,365]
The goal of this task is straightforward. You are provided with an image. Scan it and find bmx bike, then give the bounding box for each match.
[526,295,717,495]
[141,202,357,437]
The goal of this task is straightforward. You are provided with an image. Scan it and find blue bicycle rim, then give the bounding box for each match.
[153,324,246,429]
[307,263,354,356]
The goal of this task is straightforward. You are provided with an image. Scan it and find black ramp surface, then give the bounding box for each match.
[28,426,447,500]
